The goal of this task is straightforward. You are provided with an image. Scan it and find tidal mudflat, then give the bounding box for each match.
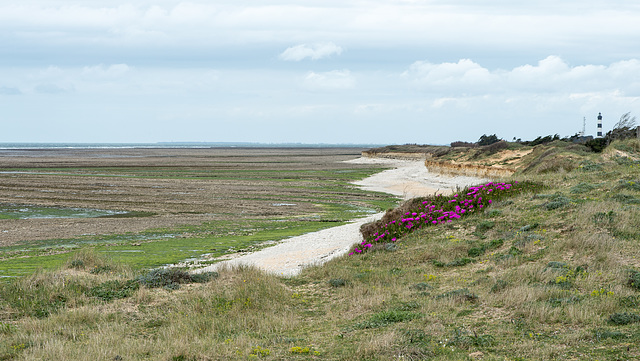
[0,147,398,276]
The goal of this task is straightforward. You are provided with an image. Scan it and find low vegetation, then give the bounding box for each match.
[2,139,640,360]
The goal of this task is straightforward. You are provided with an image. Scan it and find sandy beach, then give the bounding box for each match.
[195,157,487,276]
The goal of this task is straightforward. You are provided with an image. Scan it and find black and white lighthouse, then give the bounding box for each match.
[597,112,603,138]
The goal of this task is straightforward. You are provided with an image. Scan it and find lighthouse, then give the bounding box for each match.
[597,113,603,138]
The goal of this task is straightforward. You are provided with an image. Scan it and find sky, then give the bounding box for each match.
[1,1,640,145]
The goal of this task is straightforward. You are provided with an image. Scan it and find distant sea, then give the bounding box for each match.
[0,142,386,150]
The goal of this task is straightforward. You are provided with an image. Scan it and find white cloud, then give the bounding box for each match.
[302,70,355,90]
[279,42,343,61]
[404,59,494,92]
[82,64,131,78]
[404,56,640,96]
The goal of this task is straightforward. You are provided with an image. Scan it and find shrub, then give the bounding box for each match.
[483,140,509,154]
[451,141,477,148]
[435,288,478,302]
[87,280,139,301]
[411,283,432,291]
[467,246,485,258]
[579,160,603,171]
[489,239,504,249]
[328,278,347,288]
[477,134,500,146]
[490,280,508,293]
[70,259,84,269]
[593,211,616,224]
[612,194,640,204]
[356,181,542,255]
[543,195,571,210]
[353,310,421,329]
[521,134,560,146]
[618,179,640,192]
[586,138,607,153]
[136,269,218,290]
[609,312,640,325]
[546,261,569,270]
[593,328,626,341]
[475,220,495,234]
[447,327,495,348]
[628,270,640,291]
[570,182,596,194]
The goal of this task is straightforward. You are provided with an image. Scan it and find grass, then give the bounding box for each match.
[2,140,640,360]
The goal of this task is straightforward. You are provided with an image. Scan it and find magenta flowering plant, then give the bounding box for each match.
[350,180,542,255]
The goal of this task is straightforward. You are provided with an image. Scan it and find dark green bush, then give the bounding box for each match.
[609,312,640,325]
[467,246,485,258]
[87,280,139,301]
[593,328,626,341]
[612,194,640,204]
[628,270,640,291]
[586,138,607,153]
[70,259,84,269]
[475,221,495,234]
[477,134,500,146]
[136,269,218,290]
[328,279,347,288]
[579,160,603,171]
[546,261,569,270]
[570,182,596,194]
[544,195,571,210]
[593,211,616,224]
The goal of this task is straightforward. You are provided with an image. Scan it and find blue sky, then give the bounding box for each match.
[1,0,639,144]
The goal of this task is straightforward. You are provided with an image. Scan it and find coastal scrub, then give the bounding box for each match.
[352,181,543,254]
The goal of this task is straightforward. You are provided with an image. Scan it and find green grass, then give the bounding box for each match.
[0,219,355,277]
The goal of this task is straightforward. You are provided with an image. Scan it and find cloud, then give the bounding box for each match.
[404,56,640,96]
[302,70,355,90]
[404,59,493,92]
[279,42,343,61]
[0,86,21,95]
[34,83,73,94]
[82,64,131,78]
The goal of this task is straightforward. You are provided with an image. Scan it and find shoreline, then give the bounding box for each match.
[194,157,488,277]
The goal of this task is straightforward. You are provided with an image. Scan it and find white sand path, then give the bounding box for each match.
[193,157,487,277]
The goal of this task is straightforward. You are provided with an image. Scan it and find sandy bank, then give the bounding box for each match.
[194,157,488,277]
[346,157,488,199]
